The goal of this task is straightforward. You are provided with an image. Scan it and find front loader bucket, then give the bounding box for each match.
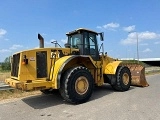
[125,64,149,87]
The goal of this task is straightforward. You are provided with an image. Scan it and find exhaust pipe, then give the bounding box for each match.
[38,33,44,48]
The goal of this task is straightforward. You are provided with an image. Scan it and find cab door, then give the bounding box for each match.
[83,32,100,61]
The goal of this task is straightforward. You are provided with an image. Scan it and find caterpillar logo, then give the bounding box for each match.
[51,51,60,58]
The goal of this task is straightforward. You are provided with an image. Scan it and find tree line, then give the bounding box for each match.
[0,57,11,71]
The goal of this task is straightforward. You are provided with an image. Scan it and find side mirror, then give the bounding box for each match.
[65,43,71,48]
[99,32,104,41]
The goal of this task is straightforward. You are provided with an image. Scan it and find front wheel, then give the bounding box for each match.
[112,66,131,91]
[59,66,94,104]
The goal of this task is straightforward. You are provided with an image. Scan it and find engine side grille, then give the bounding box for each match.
[36,51,47,78]
[11,53,20,77]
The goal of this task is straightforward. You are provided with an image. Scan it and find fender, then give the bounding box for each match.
[104,61,122,74]
[50,55,95,89]
[49,55,73,89]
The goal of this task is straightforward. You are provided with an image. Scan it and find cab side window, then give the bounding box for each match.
[69,34,82,49]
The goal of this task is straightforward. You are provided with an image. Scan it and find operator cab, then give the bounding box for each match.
[66,28,102,61]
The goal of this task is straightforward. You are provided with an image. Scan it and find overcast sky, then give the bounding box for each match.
[0,0,160,62]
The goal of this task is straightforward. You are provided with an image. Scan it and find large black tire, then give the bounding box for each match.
[59,66,94,104]
[112,66,131,91]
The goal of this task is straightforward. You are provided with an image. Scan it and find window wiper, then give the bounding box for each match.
[89,37,95,43]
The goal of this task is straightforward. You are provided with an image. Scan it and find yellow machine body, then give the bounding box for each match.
[5,28,148,104]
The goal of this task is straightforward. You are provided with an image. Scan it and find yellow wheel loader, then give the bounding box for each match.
[5,28,149,104]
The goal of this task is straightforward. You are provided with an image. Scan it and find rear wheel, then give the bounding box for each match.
[112,66,131,91]
[59,66,94,104]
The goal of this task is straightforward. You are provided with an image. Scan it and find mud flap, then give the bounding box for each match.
[124,64,149,87]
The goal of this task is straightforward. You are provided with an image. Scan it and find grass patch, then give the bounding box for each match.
[0,72,41,102]
[0,72,10,82]
[145,70,160,75]
[0,89,40,101]
[121,60,148,66]
[0,65,11,82]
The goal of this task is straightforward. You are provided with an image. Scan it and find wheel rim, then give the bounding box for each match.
[75,76,89,95]
[122,73,129,85]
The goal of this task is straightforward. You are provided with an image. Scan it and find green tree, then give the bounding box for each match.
[1,57,11,71]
